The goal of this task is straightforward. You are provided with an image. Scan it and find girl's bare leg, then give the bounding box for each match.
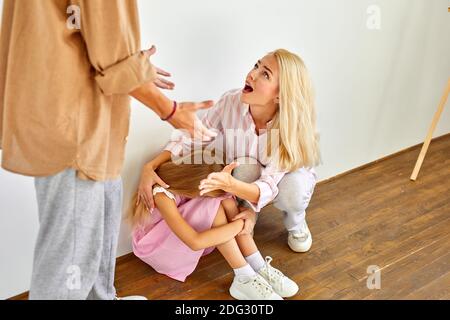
[221,198,258,257]
[211,202,248,269]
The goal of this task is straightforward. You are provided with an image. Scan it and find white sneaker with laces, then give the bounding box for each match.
[229,273,283,300]
[114,295,148,300]
[257,256,299,298]
[288,220,312,253]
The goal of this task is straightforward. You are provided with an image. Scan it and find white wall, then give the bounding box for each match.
[1,0,449,299]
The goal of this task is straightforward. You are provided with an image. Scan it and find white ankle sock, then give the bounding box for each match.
[245,251,265,272]
[233,263,256,277]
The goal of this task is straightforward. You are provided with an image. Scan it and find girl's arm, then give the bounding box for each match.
[154,193,244,251]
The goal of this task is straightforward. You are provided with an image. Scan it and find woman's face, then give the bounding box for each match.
[240,54,279,107]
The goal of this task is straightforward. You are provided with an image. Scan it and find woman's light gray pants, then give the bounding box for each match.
[30,168,122,300]
[232,161,318,232]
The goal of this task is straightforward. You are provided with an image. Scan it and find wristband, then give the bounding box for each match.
[161,101,177,121]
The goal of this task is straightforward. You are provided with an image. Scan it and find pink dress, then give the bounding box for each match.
[132,187,234,282]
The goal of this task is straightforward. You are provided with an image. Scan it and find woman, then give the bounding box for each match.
[154,48,321,253]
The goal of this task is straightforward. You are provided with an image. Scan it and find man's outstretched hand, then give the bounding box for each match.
[169,101,217,141]
[131,45,218,141]
[143,45,175,90]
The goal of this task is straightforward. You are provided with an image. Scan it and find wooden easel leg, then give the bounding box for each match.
[410,78,450,181]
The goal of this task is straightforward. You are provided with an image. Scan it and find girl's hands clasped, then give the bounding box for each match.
[232,207,257,236]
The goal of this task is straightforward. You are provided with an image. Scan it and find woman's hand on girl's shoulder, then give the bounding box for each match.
[137,164,170,213]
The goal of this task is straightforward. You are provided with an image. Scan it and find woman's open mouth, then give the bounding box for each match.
[242,83,254,93]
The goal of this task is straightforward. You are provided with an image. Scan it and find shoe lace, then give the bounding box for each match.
[291,222,309,241]
[261,256,285,291]
[291,230,308,241]
[248,274,274,298]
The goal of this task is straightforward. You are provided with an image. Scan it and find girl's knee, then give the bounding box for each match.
[212,204,228,227]
[221,198,239,221]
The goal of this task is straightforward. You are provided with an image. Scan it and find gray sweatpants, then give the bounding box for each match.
[232,161,317,232]
[29,168,122,300]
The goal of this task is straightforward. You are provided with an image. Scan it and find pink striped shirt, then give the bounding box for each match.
[164,89,287,212]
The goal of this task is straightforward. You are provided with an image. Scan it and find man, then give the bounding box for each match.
[0,0,215,300]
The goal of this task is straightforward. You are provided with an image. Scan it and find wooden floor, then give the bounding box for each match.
[114,133,450,300]
[12,134,450,300]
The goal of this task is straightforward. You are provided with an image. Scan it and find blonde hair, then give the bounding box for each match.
[267,49,322,171]
[128,149,227,228]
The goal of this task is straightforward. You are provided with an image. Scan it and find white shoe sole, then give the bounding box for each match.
[279,286,300,298]
[229,286,251,300]
[229,285,283,300]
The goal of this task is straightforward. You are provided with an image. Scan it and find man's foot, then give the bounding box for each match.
[288,220,312,253]
[115,295,148,300]
[258,256,299,298]
[229,273,283,300]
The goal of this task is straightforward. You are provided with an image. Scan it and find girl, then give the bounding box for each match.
[130,150,297,300]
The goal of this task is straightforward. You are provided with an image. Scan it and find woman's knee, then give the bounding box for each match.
[231,157,262,183]
[275,169,317,213]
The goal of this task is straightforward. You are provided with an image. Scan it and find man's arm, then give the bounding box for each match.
[129,80,216,141]
[73,0,217,140]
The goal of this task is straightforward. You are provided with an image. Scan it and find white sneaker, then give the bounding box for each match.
[229,273,283,300]
[258,256,299,298]
[114,295,148,300]
[288,220,312,253]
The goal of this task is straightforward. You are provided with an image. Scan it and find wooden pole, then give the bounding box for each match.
[410,78,450,181]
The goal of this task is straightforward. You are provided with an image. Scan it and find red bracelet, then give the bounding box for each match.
[161,101,177,121]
